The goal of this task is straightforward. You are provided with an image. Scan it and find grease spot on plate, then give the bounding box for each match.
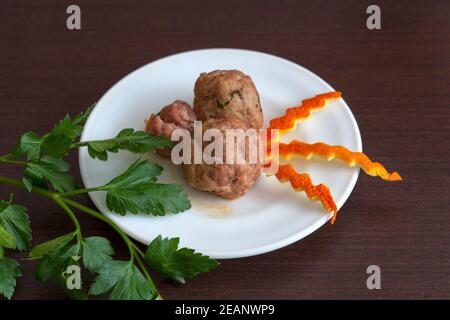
[191,199,233,218]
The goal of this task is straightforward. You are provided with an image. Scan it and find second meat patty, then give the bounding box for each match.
[184,117,261,199]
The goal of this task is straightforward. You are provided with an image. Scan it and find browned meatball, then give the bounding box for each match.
[184,117,261,199]
[193,70,263,129]
[145,100,196,157]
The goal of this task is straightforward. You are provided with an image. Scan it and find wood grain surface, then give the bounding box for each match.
[0,0,449,299]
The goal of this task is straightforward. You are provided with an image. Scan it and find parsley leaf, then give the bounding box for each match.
[101,159,191,215]
[16,132,42,161]
[0,225,15,249]
[105,183,190,216]
[105,158,162,186]
[78,129,172,161]
[29,233,74,259]
[82,236,114,272]
[33,234,109,300]
[0,198,32,251]
[145,235,219,284]
[55,257,88,300]
[35,233,78,282]
[89,260,155,300]
[15,105,94,160]
[0,257,21,300]
[23,155,76,192]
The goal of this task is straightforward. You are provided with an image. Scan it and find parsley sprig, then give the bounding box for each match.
[0,105,218,300]
[72,128,172,161]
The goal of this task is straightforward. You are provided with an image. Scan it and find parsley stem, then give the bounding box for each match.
[132,243,146,257]
[61,198,135,256]
[134,252,161,298]
[0,175,54,198]
[70,135,137,149]
[53,197,82,242]
[70,142,88,148]
[57,187,101,197]
[1,159,29,166]
[0,153,16,162]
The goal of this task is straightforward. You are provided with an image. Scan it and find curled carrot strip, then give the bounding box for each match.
[277,140,402,181]
[269,91,342,136]
[270,163,338,224]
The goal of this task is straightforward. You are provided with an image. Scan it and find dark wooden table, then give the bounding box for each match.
[0,0,449,300]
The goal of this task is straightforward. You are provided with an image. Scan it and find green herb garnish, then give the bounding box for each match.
[73,128,172,161]
[0,104,217,300]
[216,89,243,108]
[145,235,219,284]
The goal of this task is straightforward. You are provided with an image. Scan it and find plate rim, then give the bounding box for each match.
[79,48,362,259]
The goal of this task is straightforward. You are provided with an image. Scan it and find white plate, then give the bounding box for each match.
[79,49,361,259]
